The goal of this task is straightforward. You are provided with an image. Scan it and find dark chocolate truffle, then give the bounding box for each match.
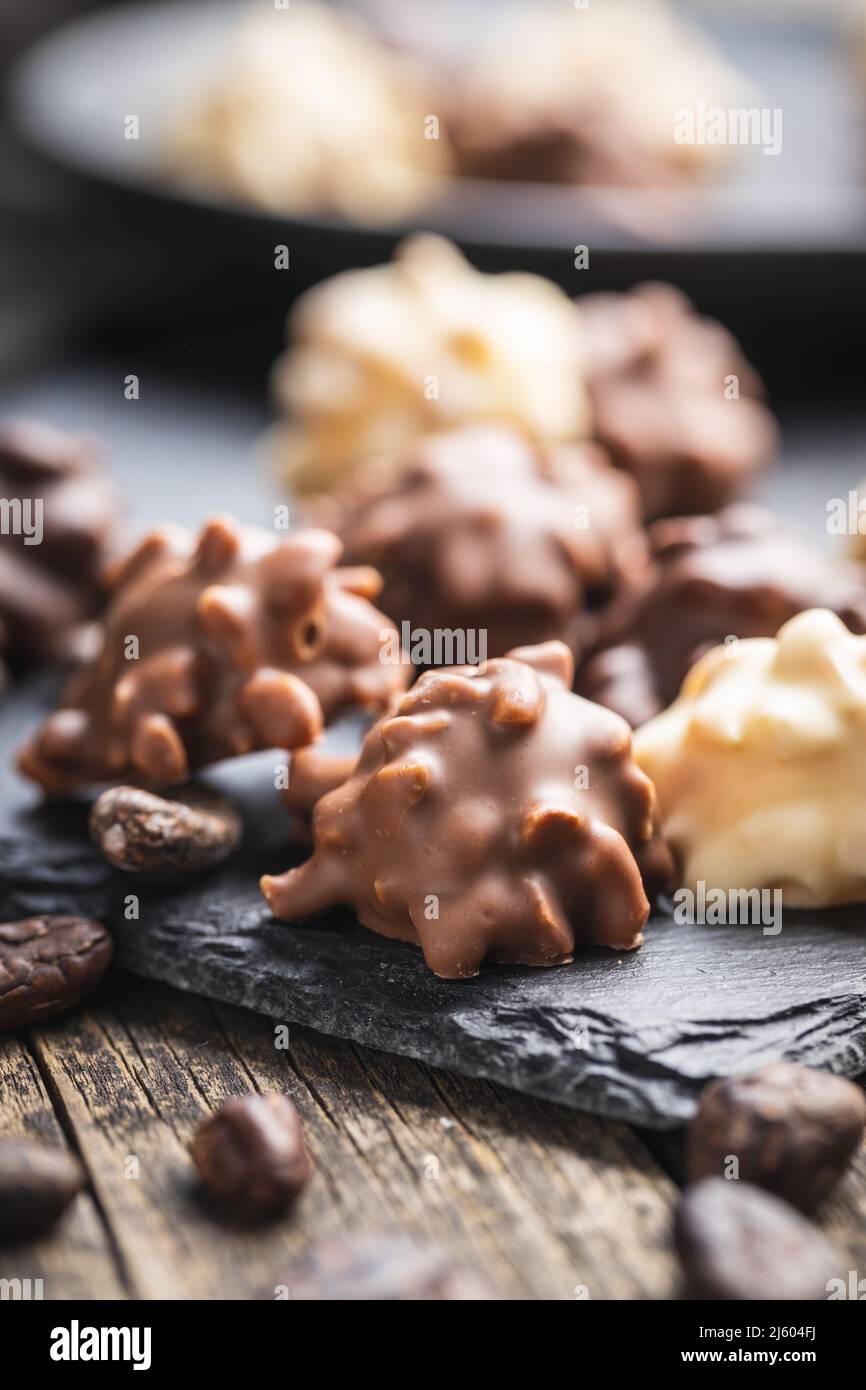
[262,641,673,979]
[581,284,777,520]
[319,424,649,664]
[579,505,866,728]
[19,518,408,794]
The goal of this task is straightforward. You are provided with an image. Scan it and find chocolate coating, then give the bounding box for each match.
[579,505,866,728]
[19,517,408,794]
[262,641,673,979]
[0,418,116,684]
[319,424,649,663]
[581,284,777,520]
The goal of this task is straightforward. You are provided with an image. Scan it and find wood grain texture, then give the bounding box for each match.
[0,974,681,1299]
[3,974,863,1300]
[0,1031,126,1299]
[213,995,679,1300]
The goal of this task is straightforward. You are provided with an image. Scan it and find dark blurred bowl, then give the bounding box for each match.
[8,0,866,398]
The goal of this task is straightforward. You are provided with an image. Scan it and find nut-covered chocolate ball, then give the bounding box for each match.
[320,424,649,663]
[581,284,777,520]
[579,505,866,728]
[262,641,673,979]
[0,418,117,685]
[19,517,408,794]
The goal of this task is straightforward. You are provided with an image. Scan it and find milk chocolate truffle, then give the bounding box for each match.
[168,2,450,223]
[579,505,866,728]
[262,641,673,979]
[321,424,649,663]
[0,418,116,685]
[19,518,408,795]
[449,1,745,187]
[634,609,866,905]
[270,235,589,494]
[581,284,777,520]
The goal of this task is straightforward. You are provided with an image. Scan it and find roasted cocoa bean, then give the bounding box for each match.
[190,1093,312,1219]
[89,784,242,874]
[282,1236,494,1300]
[0,916,112,1030]
[675,1178,840,1301]
[687,1063,866,1213]
[0,1137,85,1242]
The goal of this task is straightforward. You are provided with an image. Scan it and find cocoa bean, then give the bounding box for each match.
[89,784,242,874]
[675,1178,840,1301]
[687,1062,866,1213]
[0,916,112,1029]
[190,1093,312,1220]
[0,1138,85,1242]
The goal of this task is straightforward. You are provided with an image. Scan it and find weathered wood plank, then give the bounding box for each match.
[26,983,316,1299]
[0,1032,127,1300]
[213,996,679,1299]
[6,975,682,1299]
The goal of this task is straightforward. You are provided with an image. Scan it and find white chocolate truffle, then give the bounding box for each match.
[168,2,449,223]
[269,235,590,493]
[634,609,866,907]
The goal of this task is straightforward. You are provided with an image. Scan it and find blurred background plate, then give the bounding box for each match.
[8,0,866,255]
[6,0,866,397]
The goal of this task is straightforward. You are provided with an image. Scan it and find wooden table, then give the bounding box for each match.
[2,972,865,1301]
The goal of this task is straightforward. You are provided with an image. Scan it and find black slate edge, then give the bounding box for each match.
[3,676,866,1132]
[105,865,866,1131]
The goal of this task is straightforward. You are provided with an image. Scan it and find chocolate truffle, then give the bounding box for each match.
[319,424,649,664]
[448,1,746,188]
[0,418,116,685]
[19,518,408,795]
[634,609,866,905]
[581,284,777,520]
[579,505,866,728]
[262,641,673,979]
[270,235,589,495]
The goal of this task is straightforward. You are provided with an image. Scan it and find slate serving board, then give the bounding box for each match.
[3,675,866,1131]
[1,406,864,1131]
